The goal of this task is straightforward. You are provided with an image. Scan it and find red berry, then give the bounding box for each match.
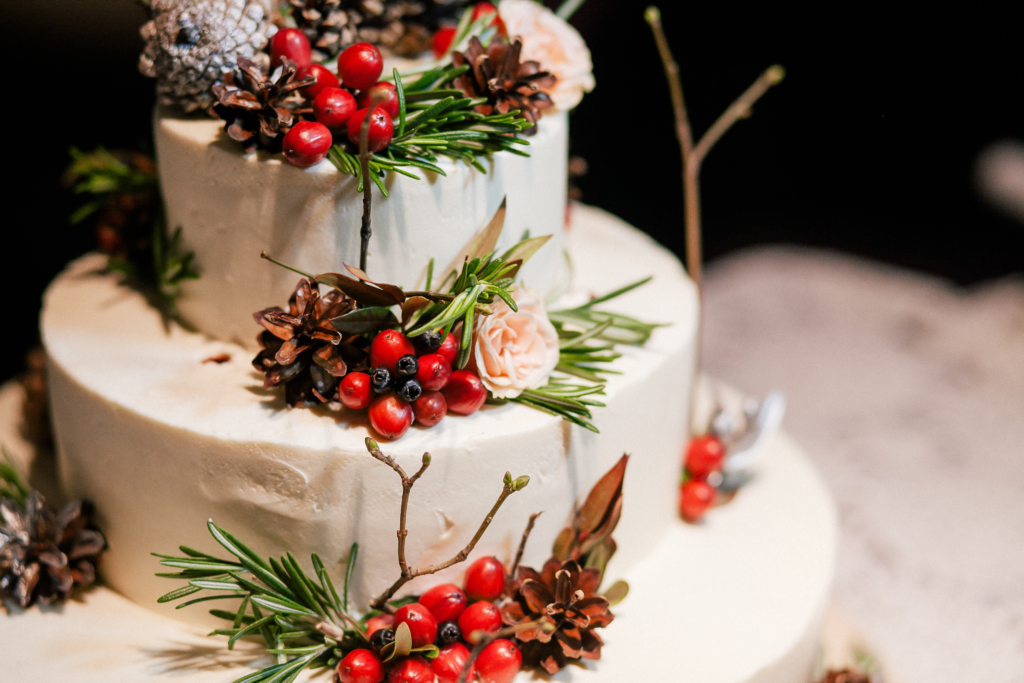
[415,354,452,391]
[432,27,457,59]
[436,333,459,365]
[463,556,505,602]
[282,122,332,168]
[270,28,312,69]
[457,601,501,644]
[338,42,383,91]
[680,479,716,522]
[370,331,417,371]
[418,583,467,624]
[685,435,726,478]
[475,639,521,683]
[337,649,384,683]
[412,391,447,427]
[339,372,373,410]
[314,87,357,130]
[432,643,476,683]
[393,603,438,648]
[365,613,394,636]
[357,82,400,119]
[347,108,394,153]
[443,370,487,415]
[369,394,413,440]
[387,656,433,683]
[298,63,340,99]
[471,2,507,35]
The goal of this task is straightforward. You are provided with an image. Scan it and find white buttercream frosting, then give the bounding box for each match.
[2,372,837,683]
[43,205,698,628]
[155,107,570,348]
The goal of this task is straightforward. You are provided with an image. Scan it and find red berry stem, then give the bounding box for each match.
[363,438,530,611]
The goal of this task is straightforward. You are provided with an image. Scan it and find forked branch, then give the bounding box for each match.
[644,5,784,291]
[365,438,530,611]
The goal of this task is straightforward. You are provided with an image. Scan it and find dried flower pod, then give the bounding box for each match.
[451,35,557,134]
[252,278,357,406]
[0,493,105,609]
[500,557,613,674]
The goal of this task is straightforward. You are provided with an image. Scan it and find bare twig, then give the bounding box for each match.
[509,512,542,579]
[358,93,388,275]
[456,619,553,683]
[365,438,530,611]
[644,6,784,292]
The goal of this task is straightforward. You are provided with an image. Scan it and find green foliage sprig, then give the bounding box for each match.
[65,147,199,322]
[155,520,360,681]
[329,68,532,196]
[0,448,30,507]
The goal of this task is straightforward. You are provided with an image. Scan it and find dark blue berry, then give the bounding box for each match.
[369,627,395,652]
[437,621,461,645]
[370,366,394,394]
[415,330,442,352]
[395,354,419,377]
[396,377,422,403]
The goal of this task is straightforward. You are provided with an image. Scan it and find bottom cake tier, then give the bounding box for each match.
[0,379,837,683]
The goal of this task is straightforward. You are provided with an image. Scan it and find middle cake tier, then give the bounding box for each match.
[42,205,697,628]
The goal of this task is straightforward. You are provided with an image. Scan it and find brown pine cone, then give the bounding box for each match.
[451,36,557,134]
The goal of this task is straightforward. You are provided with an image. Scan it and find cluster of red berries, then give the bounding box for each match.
[679,435,726,522]
[269,30,397,168]
[338,329,488,440]
[430,2,506,59]
[337,556,520,683]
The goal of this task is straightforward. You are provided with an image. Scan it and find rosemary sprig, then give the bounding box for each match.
[155,520,362,681]
[328,69,532,196]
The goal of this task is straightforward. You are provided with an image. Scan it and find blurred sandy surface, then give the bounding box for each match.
[703,247,1024,683]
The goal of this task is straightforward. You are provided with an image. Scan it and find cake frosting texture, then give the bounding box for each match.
[43,205,698,626]
[156,107,569,347]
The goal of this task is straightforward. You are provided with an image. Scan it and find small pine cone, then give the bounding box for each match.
[139,0,277,113]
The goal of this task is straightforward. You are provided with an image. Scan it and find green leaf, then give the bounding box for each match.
[157,584,201,603]
[394,68,407,138]
[329,306,398,334]
[228,615,274,649]
[250,595,320,619]
[208,521,272,571]
[343,543,358,613]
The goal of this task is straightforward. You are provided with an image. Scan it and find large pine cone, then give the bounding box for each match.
[139,0,277,113]
[290,0,465,60]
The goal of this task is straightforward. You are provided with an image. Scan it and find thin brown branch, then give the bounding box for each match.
[644,6,701,290]
[691,65,785,167]
[366,438,530,611]
[509,512,542,579]
[358,93,388,274]
[456,619,553,683]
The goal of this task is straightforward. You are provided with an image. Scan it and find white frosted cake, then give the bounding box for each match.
[7,2,838,683]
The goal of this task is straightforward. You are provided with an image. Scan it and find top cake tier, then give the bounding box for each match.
[155,107,569,347]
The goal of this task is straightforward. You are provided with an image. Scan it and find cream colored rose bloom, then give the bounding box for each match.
[498,0,595,110]
[472,287,560,399]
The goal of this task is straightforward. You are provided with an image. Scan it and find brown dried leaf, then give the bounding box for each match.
[576,455,629,541]
[342,263,407,303]
[435,198,507,289]
[316,272,403,308]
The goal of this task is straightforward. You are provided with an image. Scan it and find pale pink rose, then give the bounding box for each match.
[472,287,560,399]
[498,0,595,110]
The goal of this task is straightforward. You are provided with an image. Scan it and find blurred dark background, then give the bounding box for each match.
[1,0,1022,384]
